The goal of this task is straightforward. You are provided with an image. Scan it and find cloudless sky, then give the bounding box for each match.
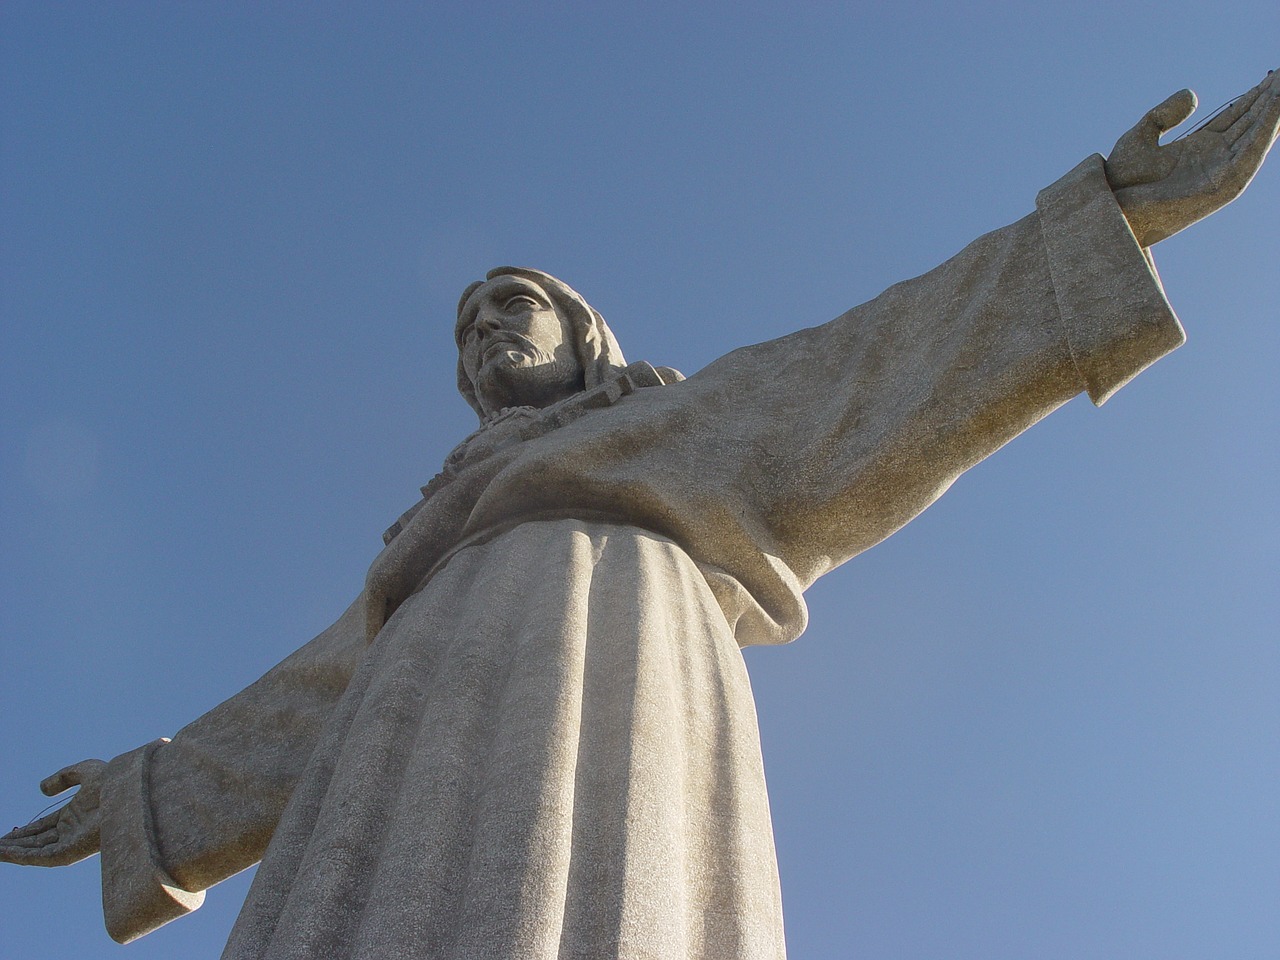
[2,3,1277,958]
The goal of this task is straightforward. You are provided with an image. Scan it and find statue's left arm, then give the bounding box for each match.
[593,74,1276,633]
[706,150,1186,594]
[754,72,1278,589]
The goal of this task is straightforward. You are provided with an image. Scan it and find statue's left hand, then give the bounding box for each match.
[1106,70,1280,247]
[0,760,105,867]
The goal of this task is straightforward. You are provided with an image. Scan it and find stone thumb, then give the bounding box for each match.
[40,759,106,797]
[1146,88,1198,135]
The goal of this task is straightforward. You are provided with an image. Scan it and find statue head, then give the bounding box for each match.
[455,267,627,420]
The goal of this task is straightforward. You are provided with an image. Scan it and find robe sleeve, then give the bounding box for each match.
[480,154,1185,647]
[708,153,1186,596]
[96,595,367,943]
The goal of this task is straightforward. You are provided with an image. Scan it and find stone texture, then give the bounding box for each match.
[7,70,1277,956]
[98,156,1181,957]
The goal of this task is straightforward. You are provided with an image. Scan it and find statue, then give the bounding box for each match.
[4,74,1278,960]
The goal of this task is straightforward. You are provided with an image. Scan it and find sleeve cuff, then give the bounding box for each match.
[99,739,205,944]
[1036,154,1186,405]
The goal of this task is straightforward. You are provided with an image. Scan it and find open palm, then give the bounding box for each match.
[0,760,105,867]
[1107,70,1280,247]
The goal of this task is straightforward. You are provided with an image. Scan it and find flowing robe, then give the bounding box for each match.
[93,157,1185,958]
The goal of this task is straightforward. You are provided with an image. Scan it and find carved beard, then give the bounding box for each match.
[472,339,585,418]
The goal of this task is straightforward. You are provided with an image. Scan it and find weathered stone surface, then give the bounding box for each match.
[3,74,1277,959]
[122,158,1188,959]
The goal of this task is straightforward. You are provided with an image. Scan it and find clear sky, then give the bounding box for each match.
[2,3,1277,958]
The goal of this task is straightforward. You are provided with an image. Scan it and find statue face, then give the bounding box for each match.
[458,275,585,416]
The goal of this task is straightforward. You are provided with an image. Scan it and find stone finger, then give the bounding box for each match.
[40,769,82,797]
[1203,75,1270,133]
[1226,79,1280,146]
[2,825,62,849]
[1,810,63,839]
[39,759,104,797]
[0,845,46,865]
[1148,88,1197,134]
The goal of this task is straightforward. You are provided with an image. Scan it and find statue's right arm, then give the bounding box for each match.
[0,592,369,942]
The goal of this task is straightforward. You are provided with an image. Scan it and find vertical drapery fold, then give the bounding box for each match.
[222,521,784,960]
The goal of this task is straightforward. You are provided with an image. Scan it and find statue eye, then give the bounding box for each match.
[503,294,540,312]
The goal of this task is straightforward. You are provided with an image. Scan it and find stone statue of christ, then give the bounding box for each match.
[4,74,1278,960]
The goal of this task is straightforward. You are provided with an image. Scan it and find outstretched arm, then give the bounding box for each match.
[1107,70,1280,247]
[0,594,369,942]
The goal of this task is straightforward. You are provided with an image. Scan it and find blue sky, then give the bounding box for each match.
[2,3,1277,958]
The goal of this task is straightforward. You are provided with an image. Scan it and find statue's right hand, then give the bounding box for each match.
[0,760,106,867]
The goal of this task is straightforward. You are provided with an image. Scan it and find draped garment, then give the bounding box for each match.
[93,156,1185,958]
